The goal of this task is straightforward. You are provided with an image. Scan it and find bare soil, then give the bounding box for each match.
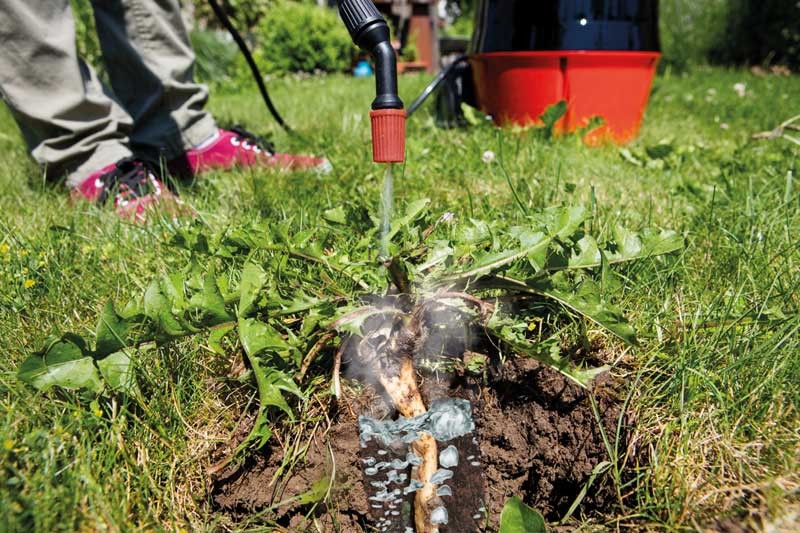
[212,351,629,531]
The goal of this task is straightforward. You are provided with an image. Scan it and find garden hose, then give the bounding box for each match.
[206,0,295,136]
[406,54,469,118]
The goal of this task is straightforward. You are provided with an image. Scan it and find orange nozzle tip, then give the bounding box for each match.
[370,109,406,163]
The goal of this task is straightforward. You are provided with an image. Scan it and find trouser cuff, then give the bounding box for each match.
[65,141,134,189]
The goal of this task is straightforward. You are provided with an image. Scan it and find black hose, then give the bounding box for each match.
[406,54,469,118]
[207,0,294,135]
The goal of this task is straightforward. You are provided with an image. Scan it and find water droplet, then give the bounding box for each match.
[406,452,422,466]
[439,445,459,468]
[436,485,453,497]
[430,506,449,525]
[430,469,454,484]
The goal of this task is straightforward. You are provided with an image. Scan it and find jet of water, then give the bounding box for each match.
[379,164,394,260]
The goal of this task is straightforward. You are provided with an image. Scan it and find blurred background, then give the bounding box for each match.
[70,0,799,86]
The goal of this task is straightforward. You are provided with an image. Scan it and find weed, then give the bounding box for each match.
[1,68,798,530]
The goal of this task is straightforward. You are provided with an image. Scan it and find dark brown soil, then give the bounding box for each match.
[211,351,629,531]
[476,357,624,523]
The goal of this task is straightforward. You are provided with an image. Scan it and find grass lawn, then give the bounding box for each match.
[1,67,799,531]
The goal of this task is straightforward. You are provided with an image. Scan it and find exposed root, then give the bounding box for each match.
[378,357,441,533]
[356,312,441,532]
[332,341,344,400]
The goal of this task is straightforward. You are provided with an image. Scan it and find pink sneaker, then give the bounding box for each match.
[168,126,332,179]
[72,157,188,222]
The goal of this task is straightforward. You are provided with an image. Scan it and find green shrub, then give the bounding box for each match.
[231,2,356,76]
[659,0,800,70]
[711,0,800,69]
[659,0,729,69]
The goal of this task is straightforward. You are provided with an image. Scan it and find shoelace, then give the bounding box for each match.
[96,158,162,205]
[229,125,275,155]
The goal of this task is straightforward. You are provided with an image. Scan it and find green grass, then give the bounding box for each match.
[1,66,799,530]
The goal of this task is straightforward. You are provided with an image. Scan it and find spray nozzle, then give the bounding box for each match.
[370,109,406,163]
[338,0,405,163]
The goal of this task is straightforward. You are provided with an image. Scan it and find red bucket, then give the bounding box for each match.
[469,51,660,143]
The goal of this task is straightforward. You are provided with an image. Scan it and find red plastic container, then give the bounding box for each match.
[469,51,660,143]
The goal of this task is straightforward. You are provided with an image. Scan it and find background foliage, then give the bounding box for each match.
[229,1,356,76]
[71,0,800,80]
[660,0,800,69]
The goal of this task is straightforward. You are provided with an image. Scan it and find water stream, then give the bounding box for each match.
[379,164,394,260]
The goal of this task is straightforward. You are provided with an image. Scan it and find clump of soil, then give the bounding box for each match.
[212,353,628,530]
[476,357,624,522]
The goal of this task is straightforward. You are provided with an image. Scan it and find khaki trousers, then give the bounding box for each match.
[0,0,217,187]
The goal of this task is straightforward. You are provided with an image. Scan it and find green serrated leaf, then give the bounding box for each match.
[608,227,683,263]
[530,274,637,346]
[486,312,606,388]
[190,269,231,324]
[239,317,291,360]
[445,233,551,281]
[553,205,587,239]
[235,317,305,453]
[612,225,643,259]
[239,261,268,317]
[256,366,303,420]
[95,300,130,356]
[386,198,430,241]
[144,279,189,338]
[569,235,601,268]
[329,305,391,336]
[165,272,187,309]
[208,324,235,355]
[415,241,454,273]
[456,218,493,245]
[499,496,547,533]
[96,350,140,398]
[540,100,567,137]
[248,415,273,449]
[18,335,103,392]
[272,291,322,316]
[322,205,347,224]
[639,228,684,257]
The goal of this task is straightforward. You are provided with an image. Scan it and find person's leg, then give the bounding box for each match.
[90,0,217,161]
[0,0,134,187]
[90,0,330,177]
